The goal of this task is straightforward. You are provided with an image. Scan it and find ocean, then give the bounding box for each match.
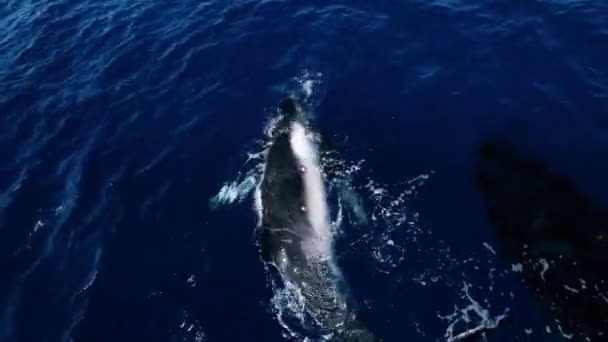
[1,0,607,341]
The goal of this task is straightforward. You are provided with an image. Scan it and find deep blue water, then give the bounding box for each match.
[1,0,608,341]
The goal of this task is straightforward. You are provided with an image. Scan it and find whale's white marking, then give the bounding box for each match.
[289,121,332,257]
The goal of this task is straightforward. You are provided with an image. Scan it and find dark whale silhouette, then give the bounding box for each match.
[256,97,375,341]
[475,139,608,341]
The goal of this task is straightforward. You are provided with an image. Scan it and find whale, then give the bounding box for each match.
[255,96,375,341]
[475,139,608,340]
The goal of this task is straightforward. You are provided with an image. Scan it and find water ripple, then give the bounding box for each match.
[0,0,607,340]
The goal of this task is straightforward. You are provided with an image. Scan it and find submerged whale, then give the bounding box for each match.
[475,139,608,340]
[255,97,374,341]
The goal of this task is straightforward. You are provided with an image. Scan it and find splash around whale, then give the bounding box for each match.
[254,96,375,341]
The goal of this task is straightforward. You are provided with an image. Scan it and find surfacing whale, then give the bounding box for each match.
[255,97,374,341]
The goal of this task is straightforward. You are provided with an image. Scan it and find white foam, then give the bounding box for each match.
[331,198,344,235]
[176,312,207,342]
[302,80,315,98]
[482,242,496,255]
[296,70,322,99]
[442,282,510,342]
[555,321,573,339]
[597,288,608,304]
[210,175,257,207]
[271,277,309,339]
[337,182,368,226]
[563,284,579,293]
[195,331,206,342]
[511,263,523,272]
[538,258,549,281]
[33,220,44,231]
[80,270,97,294]
[187,275,197,287]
